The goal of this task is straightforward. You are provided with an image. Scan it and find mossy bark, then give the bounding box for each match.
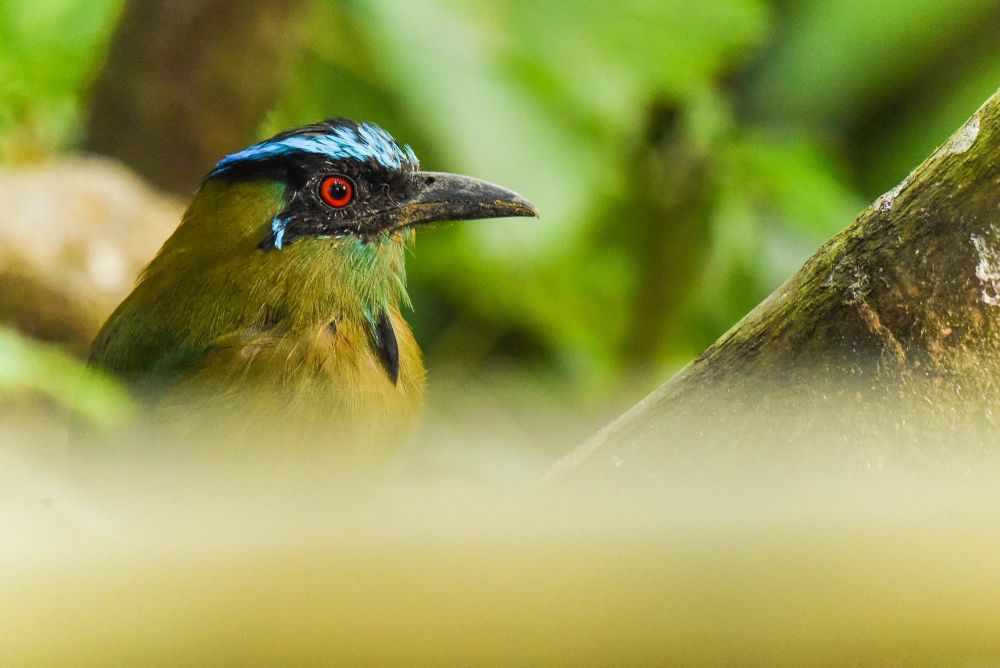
[553,88,1000,481]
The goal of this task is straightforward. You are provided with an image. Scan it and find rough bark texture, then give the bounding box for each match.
[83,0,306,196]
[553,88,1000,482]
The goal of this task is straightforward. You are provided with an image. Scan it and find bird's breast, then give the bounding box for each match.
[168,308,426,453]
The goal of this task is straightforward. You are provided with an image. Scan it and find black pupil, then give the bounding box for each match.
[329,181,348,200]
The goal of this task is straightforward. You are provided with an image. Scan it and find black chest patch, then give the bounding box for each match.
[368,309,400,385]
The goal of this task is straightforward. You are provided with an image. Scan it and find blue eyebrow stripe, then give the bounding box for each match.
[270,215,289,250]
[211,122,418,174]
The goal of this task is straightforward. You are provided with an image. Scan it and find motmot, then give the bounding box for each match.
[90,119,537,449]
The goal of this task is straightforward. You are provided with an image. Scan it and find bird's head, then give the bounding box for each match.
[204,118,537,252]
[130,118,537,351]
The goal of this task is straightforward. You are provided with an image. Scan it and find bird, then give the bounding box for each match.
[89,118,537,455]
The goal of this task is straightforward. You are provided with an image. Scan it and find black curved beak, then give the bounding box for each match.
[382,171,538,230]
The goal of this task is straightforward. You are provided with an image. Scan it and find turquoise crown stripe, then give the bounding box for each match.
[212,122,418,174]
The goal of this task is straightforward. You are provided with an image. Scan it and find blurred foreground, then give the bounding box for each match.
[5,391,1000,665]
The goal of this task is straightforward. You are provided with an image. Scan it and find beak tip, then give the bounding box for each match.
[504,194,540,219]
[516,202,541,219]
[406,171,540,225]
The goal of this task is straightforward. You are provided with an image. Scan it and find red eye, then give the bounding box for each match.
[319,175,353,208]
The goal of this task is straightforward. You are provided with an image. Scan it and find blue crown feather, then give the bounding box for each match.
[211,121,419,174]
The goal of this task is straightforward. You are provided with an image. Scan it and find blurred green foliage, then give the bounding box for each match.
[0,328,132,425]
[1,0,998,410]
[0,0,119,160]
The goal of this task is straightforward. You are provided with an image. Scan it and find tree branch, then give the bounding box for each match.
[552,87,1000,481]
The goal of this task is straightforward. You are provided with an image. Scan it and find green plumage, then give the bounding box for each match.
[91,180,424,447]
[90,119,536,457]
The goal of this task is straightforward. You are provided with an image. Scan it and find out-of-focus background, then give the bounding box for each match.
[1,0,999,448]
[5,4,1000,663]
